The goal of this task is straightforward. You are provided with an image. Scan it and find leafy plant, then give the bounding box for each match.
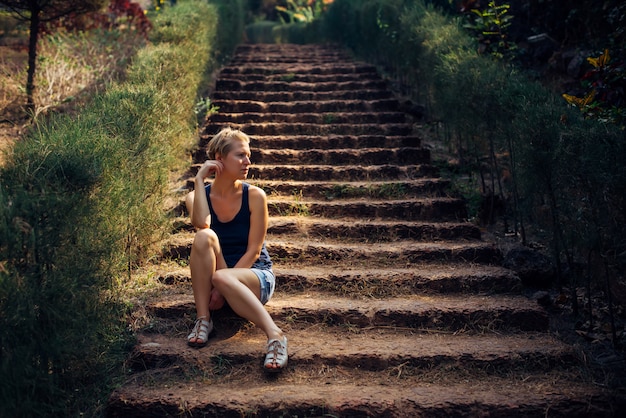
[276,0,334,24]
[462,1,515,60]
[562,49,626,126]
[194,97,219,121]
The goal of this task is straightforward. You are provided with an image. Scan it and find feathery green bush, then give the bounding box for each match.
[0,1,222,415]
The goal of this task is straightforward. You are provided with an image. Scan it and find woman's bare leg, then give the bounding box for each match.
[188,228,220,344]
[212,269,284,341]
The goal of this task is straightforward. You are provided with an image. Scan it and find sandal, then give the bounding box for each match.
[187,317,213,348]
[264,336,288,372]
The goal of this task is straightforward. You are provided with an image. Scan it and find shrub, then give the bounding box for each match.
[0,1,221,415]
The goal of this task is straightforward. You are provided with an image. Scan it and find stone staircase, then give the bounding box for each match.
[106,44,621,417]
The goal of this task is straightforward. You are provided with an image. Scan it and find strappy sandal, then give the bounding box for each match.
[187,316,213,348]
[264,336,288,372]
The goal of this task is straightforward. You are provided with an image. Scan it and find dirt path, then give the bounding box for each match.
[106,44,622,417]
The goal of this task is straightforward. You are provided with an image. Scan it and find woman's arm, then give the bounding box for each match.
[190,161,223,228]
[234,185,268,268]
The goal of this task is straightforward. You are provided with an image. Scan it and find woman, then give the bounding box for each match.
[185,127,287,372]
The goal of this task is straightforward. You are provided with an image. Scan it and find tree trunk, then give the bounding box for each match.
[26,6,41,112]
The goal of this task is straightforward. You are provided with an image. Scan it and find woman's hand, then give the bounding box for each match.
[197,160,224,180]
[208,289,225,310]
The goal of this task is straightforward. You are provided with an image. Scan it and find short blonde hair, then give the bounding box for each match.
[206,127,250,159]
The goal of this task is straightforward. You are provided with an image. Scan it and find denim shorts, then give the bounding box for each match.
[252,268,275,305]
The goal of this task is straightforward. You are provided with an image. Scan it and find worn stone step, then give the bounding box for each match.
[172,215,480,242]
[246,147,429,165]
[128,328,576,375]
[192,146,430,166]
[266,217,480,241]
[176,179,449,204]
[197,134,423,151]
[185,165,439,184]
[209,111,406,124]
[219,62,378,76]
[274,264,521,295]
[163,234,500,265]
[266,239,499,265]
[228,51,353,62]
[212,89,392,101]
[214,79,389,92]
[107,374,617,418]
[148,292,548,332]
[206,122,412,136]
[211,99,398,113]
[228,52,354,63]
[248,164,439,181]
[216,72,381,83]
[154,262,521,296]
[228,55,358,65]
[253,134,421,149]
[266,197,467,221]
[256,179,449,199]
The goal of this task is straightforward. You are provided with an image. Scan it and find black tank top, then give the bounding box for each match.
[205,182,272,270]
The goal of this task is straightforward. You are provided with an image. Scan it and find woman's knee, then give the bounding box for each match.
[192,228,219,252]
[211,270,233,292]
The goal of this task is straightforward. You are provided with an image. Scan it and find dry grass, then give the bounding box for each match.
[0,30,145,168]
[0,29,144,122]
[0,48,24,117]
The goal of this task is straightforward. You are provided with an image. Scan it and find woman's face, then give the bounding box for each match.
[219,139,251,179]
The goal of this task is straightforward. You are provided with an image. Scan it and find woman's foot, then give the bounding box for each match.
[187,317,213,348]
[264,336,288,372]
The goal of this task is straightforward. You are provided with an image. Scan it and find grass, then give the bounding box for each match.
[270,190,310,216]
[320,182,410,200]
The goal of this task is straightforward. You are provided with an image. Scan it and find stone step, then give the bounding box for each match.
[185,164,439,183]
[274,264,521,295]
[219,62,378,76]
[209,111,406,124]
[212,89,393,101]
[253,134,421,148]
[254,179,449,199]
[244,147,430,165]
[172,216,480,242]
[154,263,522,296]
[147,293,549,332]
[265,239,499,265]
[173,193,467,221]
[228,55,359,65]
[107,378,617,418]
[266,197,467,220]
[198,134,423,150]
[228,51,354,61]
[214,79,389,92]
[228,52,355,63]
[266,217,480,241]
[210,99,399,113]
[205,122,412,136]
[128,329,575,374]
[163,234,500,265]
[216,72,381,83]
[177,179,449,203]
